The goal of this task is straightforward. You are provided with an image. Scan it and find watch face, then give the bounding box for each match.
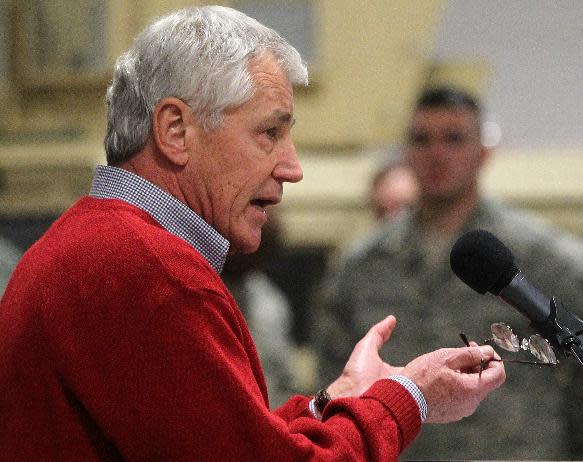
[315,389,331,413]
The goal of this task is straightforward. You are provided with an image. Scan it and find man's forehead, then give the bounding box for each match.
[411,107,479,130]
[246,63,295,123]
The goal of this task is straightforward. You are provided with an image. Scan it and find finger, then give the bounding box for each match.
[447,345,497,370]
[347,315,397,368]
[475,357,506,389]
[477,345,497,360]
[468,341,483,374]
[457,348,506,388]
[365,315,397,352]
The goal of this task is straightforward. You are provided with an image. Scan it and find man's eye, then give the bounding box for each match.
[265,128,278,139]
[444,132,466,145]
[409,132,430,146]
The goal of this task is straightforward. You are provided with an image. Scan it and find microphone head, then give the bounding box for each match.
[450,229,519,295]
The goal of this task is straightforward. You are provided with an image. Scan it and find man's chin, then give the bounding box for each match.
[227,235,261,256]
[423,189,461,203]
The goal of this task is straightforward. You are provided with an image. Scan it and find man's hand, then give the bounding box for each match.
[401,345,506,423]
[326,315,506,425]
[327,315,402,399]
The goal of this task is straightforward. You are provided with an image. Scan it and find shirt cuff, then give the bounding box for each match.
[388,375,428,422]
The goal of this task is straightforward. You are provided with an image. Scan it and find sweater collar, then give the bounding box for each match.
[90,165,229,274]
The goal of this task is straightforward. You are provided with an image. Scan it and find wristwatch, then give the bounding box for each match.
[314,388,332,414]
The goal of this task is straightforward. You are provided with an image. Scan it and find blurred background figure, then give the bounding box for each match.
[368,154,419,223]
[222,212,301,408]
[0,236,21,296]
[311,86,583,460]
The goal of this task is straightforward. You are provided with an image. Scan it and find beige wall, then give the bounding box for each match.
[292,0,443,147]
[2,0,583,250]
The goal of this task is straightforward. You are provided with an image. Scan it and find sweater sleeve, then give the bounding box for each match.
[54,276,420,462]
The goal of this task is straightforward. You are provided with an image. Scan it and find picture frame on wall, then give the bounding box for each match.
[11,0,109,89]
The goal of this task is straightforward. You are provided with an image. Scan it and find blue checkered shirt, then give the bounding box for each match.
[90,165,230,274]
[388,375,428,421]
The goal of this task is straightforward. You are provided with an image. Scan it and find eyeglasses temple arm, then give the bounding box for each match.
[489,358,557,367]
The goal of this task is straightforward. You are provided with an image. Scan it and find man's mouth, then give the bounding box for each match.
[250,198,278,209]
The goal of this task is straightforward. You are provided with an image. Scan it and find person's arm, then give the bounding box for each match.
[58,276,503,461]
[325,315,505,424]
[275,315,505,451]
[59,277,422,461]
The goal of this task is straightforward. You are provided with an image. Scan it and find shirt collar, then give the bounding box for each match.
[89,165,230,273]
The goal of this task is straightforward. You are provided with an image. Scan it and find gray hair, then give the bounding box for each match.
[104,6,308,165]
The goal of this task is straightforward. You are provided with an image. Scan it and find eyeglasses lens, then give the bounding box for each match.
[527,335,558,365]
[490,322,520,351]
[491,322,558,365]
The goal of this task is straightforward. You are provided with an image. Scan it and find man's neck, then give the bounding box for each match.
[415,191,479,238]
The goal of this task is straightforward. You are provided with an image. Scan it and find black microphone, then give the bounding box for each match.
[450,229,583,365]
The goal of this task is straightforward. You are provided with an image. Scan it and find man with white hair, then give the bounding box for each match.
[0,7,504,461]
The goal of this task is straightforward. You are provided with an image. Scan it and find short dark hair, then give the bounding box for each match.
[415,86,481,117]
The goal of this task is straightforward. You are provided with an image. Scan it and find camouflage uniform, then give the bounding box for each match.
[0,236,21,296]
[313,199,583,460]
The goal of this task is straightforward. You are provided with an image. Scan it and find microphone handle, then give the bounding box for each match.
[532,297,583,364]
[495,273,583,365]
[568,343,583,366]
[498,272,550,323]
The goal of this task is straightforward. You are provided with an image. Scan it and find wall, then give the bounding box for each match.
[433,0,583,151]
[2,1,583,252]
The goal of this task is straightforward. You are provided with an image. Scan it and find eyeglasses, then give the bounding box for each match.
[459,322,558,369]
[485,322,558,366]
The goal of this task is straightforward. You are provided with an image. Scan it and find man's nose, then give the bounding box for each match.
[427,138,452,159]
[274,142,303,183]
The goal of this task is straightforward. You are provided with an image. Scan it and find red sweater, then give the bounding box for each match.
[0,197,420,461]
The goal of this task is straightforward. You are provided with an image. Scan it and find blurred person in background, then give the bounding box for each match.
[369,155,419,223]
[312,86,583,460]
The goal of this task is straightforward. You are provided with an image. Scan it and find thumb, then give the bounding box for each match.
[364,315,397,352]
[448,345,496,370]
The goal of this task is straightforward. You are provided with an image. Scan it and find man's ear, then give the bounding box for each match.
[478,145,492,169]
[151,97,193,167]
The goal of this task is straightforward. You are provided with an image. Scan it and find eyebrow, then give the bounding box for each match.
[273,110,296,127]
